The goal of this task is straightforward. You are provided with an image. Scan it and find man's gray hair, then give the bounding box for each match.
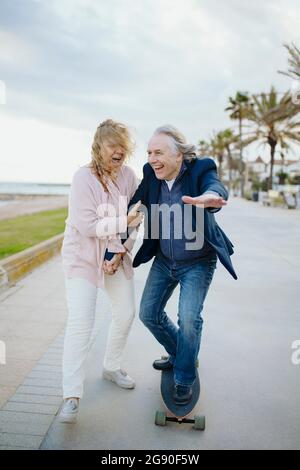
[154,125,197,161]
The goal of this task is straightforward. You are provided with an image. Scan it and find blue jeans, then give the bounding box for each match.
[139,253,217,387]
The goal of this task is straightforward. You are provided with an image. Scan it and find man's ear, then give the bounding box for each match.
[176,152,183,163]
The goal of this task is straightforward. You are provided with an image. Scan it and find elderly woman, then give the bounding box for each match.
[59,119,142,423]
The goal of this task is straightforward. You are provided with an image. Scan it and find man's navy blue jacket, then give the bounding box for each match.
[129,157,238,280]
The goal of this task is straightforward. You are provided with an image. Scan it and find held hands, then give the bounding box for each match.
[103,200,143,276]
[103,201,143,276]
[103,253,124,275]
[182,194,227,209]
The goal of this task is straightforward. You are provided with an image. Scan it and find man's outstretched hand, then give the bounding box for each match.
[182,194,227,209]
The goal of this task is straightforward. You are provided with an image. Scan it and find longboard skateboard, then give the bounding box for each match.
[155,366,205,430]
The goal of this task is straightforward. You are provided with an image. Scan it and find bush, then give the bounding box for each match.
[244,191,252,200]
[251,180,261,192]
[276,171,289,184]
[261,178,269,192]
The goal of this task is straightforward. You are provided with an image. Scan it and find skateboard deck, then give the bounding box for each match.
[155,368,205,430]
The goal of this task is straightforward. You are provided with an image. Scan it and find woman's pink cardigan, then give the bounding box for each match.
[61,164,139,288]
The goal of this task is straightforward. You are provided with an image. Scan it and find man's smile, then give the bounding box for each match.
[152,164,164,171]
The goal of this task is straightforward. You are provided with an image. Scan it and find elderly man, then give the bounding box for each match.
[121,125,237,405]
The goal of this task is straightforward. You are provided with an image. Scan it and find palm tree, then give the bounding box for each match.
[242,86,300,190]
[279,43,300,81]
[210,133,225,180]
[225,91,253,196]
[198,131,239,192]
[198,139,210,157]
[207,130,237,183]
[197,135,224,176]
[279,43,300,105]
[218,129,239,194]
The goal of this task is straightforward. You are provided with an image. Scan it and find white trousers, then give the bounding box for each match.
[62,268,136,399]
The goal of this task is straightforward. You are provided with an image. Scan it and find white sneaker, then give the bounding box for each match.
[58,398,79,423]
[102,368,135,389]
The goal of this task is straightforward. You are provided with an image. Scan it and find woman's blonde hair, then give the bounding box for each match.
[90,119,135,191]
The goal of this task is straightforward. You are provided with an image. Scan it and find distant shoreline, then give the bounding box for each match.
[0,181,70,186]
[0,193,67,200]
[0,182,70,197]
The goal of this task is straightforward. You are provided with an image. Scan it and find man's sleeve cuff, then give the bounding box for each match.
[202,190,221,197]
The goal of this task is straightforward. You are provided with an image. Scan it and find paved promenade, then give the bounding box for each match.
[0,197,299,450]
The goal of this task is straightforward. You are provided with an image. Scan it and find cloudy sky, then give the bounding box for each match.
[0,0,299,183]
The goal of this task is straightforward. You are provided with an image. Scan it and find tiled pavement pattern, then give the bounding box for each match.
[0,257,67,450]
[0,333,64,450]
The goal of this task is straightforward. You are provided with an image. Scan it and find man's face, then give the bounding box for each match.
[147,133,183,180]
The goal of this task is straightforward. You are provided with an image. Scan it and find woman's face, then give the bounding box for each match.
[101,142,126,172]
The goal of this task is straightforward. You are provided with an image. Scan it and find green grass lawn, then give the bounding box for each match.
[0,207,68,261]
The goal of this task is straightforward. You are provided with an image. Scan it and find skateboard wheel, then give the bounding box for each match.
[194,415,205,430]
[155,410,167,426]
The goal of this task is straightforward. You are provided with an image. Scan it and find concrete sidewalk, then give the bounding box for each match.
[1,197,300,450]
